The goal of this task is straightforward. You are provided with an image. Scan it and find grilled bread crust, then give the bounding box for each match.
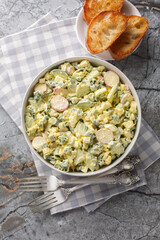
[109,16,149,60]
[83,0,124,25]
[86,11,128,54]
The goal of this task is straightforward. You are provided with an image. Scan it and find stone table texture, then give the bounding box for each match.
[0,0,160,239]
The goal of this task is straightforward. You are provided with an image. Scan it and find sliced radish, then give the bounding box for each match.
[96,128,114,145]
[104,71,120,88]
[121,93,134,104]
[34,83,47,93]
[32,136,47,151]
[51,95,69,112]
[54,87,68,97]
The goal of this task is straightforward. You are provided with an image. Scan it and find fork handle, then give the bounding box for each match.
[61,175,117,186]
[67,172,140,193]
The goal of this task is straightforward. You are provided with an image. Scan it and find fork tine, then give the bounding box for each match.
[19,180,47,185]
[18,188,45,192]
[32,196,57,209]
[18,180,47,191]
[32,200,59,213]
[29,192,59,213]
[19,183,42,188]
[30,194,60,213]
[29,192,55,206]
[29,192,56,206]
[29,189,68,212]
[19,176,47,181]
[19,185,44,190]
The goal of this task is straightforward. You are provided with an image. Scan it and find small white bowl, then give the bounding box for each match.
[76,0,141,60]
[22,56,141,177]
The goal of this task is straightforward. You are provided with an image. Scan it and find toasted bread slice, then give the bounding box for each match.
[109,16,149,60]
[83,0,124,25]
[86,11,128,54]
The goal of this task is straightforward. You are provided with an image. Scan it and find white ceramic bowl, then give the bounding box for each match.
[76,0,141,60]
[22,56,141,177]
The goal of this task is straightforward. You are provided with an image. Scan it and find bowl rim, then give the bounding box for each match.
[21,56,141,177]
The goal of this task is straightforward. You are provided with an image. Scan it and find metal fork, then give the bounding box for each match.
[18,156,140,192]
[29,171,140,213]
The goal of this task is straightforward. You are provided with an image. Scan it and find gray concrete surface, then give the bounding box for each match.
[0,0,160,239]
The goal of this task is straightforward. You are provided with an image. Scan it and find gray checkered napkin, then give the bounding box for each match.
[0,13,159,215]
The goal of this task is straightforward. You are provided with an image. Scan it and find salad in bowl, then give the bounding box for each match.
[22,57,141,176]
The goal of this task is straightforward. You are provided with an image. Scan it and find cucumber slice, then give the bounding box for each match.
[74,149,85,166]
[74,121,88,136]
[25,115,35,129]
[86,153,98,172]
[68,83,77,93]
[77,100,94,111]
[50,69,68,79]
[89,143,103,155]
[76,83,90,97]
